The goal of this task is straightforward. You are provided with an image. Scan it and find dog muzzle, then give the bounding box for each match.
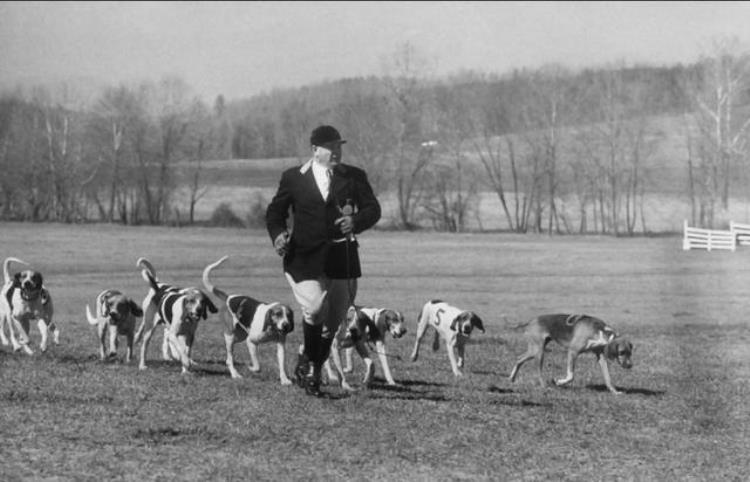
[21,286,42,301]
[280,322,293,335]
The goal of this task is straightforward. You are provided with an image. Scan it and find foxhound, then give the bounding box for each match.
[410,300,485,377]
[0,257,58,354]
[86,289,143,362]
[324,305,407,389]
[508,314,633,394]
[134,258,217,373]
[202,256,295,384]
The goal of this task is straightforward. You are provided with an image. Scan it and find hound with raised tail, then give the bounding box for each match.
[410,299,485,377]
[508,314,633,394]
[0,257,58,354]
[325,305,407,389]
[86,289,143,362]
[134,258,217,373]
[202,256,296,384]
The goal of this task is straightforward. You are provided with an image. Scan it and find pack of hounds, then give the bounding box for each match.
[0,256,635,394]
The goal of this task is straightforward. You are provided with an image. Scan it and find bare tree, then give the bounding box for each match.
[519,66,579,234]
[684,37,750,226]
[381,42,437,229]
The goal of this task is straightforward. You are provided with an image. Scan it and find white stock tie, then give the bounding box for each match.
[322,168,332,199]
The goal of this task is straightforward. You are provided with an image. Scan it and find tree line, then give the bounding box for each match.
[1,40,749,232]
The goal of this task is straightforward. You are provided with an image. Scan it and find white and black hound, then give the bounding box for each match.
[325,305,407,388]
[134,258,217,374]
[410,299,485,377]
[0,257,58,354]
[202,256,296,384]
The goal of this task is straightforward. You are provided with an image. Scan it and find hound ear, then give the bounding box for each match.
[263,309,274,328]
[346,305,358,324]
[287,307,295,332]
[375,310,387,328]
[129,299,144,317]
[450,316,460,332]
[100,297,110,316]
[605,340,618,359]
[471,313,485,333]
[205,294,219,314]
[13,272,21,286]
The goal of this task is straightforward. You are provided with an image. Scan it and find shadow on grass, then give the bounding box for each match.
[393,378,448,388]
[53,353,99,363]
[488,398,551,408]
[487,385,515,394]
[585,384,666,396]
[486,385,552,407]
[472,369,509,376]
[364,391,451,403]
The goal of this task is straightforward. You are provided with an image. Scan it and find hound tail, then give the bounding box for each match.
[3,257,29,284]
[85,304,99,325]
[202,255,230,302]
[136,257,156,278]
[140,268,159,291]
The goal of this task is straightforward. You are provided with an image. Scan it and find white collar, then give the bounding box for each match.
[299,158,313,174]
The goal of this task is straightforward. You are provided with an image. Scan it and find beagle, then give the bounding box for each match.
[325,305,407,389]
[508,314,633,394]
[0,257,58,354]
[86,289,143,362]
[202,256,295,384]
[134,258,217,373]
[410,300,485,377]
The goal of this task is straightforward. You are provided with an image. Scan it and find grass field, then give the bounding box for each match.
[1,222,749,480]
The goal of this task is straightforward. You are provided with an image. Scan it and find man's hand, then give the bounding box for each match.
[274,232,290,256]
[335,215,354,236]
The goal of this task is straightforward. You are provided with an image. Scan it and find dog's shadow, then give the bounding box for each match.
[391,378,448,388]
[585,384,666,396]
[486,385,553,407]
[472,369,510,376]
[360,377,451,402]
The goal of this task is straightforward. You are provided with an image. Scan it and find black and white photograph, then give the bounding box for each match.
[1,1,750,479]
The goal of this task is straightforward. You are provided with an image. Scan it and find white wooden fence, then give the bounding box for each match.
[730,221,750,246]
[682,220,736,251]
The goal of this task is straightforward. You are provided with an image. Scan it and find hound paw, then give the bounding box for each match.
[16,344,34,355]
[280,378,293,386]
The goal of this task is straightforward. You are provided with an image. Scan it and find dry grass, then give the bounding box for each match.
[1,222,749,480]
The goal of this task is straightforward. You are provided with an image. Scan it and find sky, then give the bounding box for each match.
[2,1,750,103]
